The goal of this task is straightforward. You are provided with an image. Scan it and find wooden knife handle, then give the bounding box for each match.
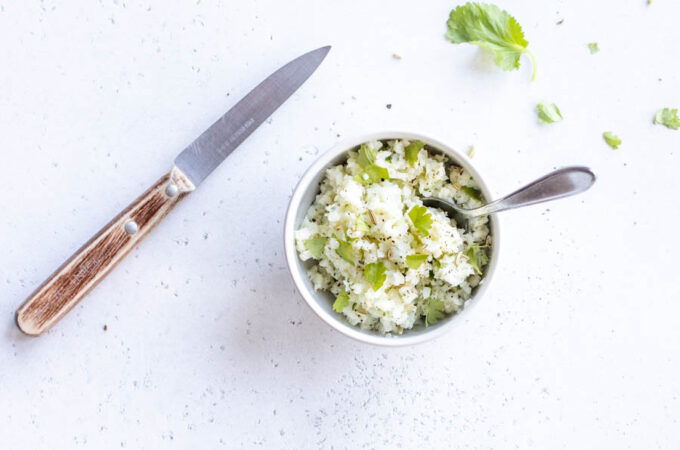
[16,166,195,336]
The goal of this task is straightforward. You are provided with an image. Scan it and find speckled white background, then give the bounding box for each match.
[1,0,679,448]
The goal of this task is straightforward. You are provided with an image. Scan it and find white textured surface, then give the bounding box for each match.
[1,0,678,448]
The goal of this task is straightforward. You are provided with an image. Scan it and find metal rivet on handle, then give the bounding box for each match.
[165,184,179,197]
[124,220,138,235]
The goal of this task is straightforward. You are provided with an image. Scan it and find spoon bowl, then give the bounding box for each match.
[424,166,596,224]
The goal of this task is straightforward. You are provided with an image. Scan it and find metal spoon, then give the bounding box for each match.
[423,166,596,226]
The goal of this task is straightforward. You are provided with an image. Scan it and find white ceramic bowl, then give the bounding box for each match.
[284,132,500,346]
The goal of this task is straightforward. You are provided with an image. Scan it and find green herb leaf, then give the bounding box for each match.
[424,298,446,327]
[445,2,537,81]
[354,164,390,185]
[654,108,680,130]
[332,289,350,313]
[461,185,483,202]
[536,102,564,124]
[356,216,371,233]
[345,233,358,243]
[603,132,621,149]
[356,144,377,169]
[406,254,428,269]
[404,140,426,166]
[465,245,489,275]
[364,262,387,291]
[587,42,599,54]
[334,235,354,263]
[408,205,433,236]
[365,164,390,182]
[303,236,327,259]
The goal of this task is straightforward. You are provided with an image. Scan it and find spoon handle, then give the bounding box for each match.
[473,166,596,216]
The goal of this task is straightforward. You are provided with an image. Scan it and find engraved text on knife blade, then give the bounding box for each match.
[174,46,331,186]
[191,117,255,158]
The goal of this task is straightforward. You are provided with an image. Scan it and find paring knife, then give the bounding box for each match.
[16,46,331,336]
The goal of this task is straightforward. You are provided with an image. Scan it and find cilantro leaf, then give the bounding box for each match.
[356,144,377,169]
[363,164,390,183]
[356,216,371,233]
[354,165,389,185]
[354,144,389,184]
[536,102,563,124]
[404,140,426,166]
[333,235,354,263]
[588,42,599,54]
[424,298,446,327]
[332,289,350,313]
[445,2,537,81]
[408,205,433,236]
[406,254,428,269]
[465,245,489,275]
[364,262,387,291]
[461,185,483,202]
[654,108,680,130]
[304,236,327,259]
[603,132,621,149]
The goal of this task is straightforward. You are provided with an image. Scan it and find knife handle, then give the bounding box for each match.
[16,166,195,336]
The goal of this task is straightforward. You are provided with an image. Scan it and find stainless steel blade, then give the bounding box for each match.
[175,46,330,186]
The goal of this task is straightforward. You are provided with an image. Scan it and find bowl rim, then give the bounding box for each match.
[284,131,500,347]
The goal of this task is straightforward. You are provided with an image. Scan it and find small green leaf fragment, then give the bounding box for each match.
[537,102,564,124]
[356,216,371,233]
[603,132,621,149]
[404,140,426,166]
[332,289,350,313]
[364,164,389,182]
[424,298,446,327]
[406,254,428,269]
[354,163,389,185]
[654,108,680,130]
[356,144,377,169]
[465,245,489,275]
[334,235,354,263]
[408,205,433,236]
[461,186,483,202]
[364,262,387,291]
[587,42,599,54]
[345,232,358,243]
[304,236,327,259]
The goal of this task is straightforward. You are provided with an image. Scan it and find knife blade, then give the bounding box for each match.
[176,45,330,186]
[16,46,330,336]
